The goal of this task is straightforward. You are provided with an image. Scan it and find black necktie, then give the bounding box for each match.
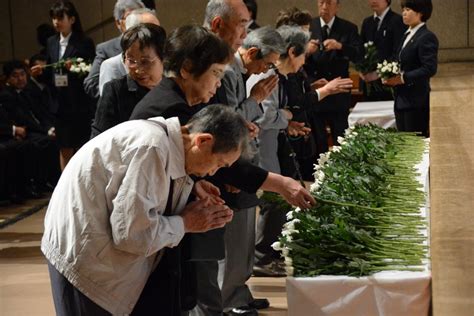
[373,17,380,39]
[322,25,329,42]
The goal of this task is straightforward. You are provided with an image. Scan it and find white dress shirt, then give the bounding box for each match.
[402,22,426,49]
[59,32,72,59]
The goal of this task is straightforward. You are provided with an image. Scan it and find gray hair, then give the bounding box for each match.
[187,104,251,159]
[113,0,144,21]
[125,8,156,29]
[276,25,310,58]
[242,26,286,57]
[203,0,234,29]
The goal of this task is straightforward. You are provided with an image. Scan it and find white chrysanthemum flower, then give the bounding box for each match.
[286,211,294,220]
[282,247,289,257]
[294,207,302,213]
[364,43,368,48]
[337,136,345,144]
[383,60,388,66]
[76,57,84,62]
[318,172,325,182]
[285,257,293,266]
[310,181,320,192]
[332,146,341,153]
[285,220,295,231]
[271,241,282,251]
[368,41,373,46]
[285,266,294,276]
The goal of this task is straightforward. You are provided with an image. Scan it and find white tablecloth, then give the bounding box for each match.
[286,141,431,316]
[348,101,395,129]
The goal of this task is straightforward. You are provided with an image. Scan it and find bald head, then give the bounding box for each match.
[125,8,160,30]
[204,0,250,52]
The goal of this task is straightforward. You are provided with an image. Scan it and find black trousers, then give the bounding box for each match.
[0,139,36,199]
[255,199,288,265]
[395,107,430,137]
[310,108,350,154]
[48,246,183,316]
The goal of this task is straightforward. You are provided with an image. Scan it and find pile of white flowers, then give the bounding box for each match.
[272,126,358,276]
[69,58,92,74]
[376,60,400,80]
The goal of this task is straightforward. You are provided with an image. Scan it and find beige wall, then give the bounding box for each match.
[1,0,473,65]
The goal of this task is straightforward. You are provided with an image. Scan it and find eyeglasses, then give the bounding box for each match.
[125,56,158,69]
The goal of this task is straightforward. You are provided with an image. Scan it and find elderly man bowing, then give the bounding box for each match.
[42,104,250,316]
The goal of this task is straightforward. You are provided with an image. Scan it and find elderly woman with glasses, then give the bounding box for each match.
[90,23,166,138]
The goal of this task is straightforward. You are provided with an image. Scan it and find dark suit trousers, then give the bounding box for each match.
[48,246,183,316]
[395,107,429,137]
[311,108,350,154]
[0,139,35,198]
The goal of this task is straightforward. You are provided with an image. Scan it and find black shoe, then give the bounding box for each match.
[226,306,258,316]
[249,298,270,310]
[253,260,286,277]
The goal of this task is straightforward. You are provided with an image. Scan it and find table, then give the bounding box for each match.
[348,101,395,129]
[286,141,431,316]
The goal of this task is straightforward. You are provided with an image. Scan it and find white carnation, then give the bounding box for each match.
[271,241,283,251]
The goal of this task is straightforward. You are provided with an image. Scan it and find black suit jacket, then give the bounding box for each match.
[84,36,122,99]
[0,95,15,140]
[395,25,438,111]
[304,16,363,112]
[46,32,95,116]
[91,75,149,138]
[2,87,54,135]
[361,9,407,62]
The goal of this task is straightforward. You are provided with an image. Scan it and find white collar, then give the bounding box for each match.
[59,32,72,44]
[234,51,247,75]
[374,6,390,21]
[407,22,425,35]
[320,16,336,29]
[147,117,187,180]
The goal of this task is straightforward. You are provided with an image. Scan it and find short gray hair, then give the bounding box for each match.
[187,104,251,159]
[203,0,234,29]
[125,8,156,29]
[276,25,310,58]
[242,26,286,57]
[113,0,144,21]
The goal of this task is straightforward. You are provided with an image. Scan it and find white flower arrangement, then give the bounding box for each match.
[377,60,400,80]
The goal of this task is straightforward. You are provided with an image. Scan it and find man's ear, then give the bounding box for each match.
[288,47,297,59]
[247,47,260,60]
[210,16,224,33]
[195,133,214,149]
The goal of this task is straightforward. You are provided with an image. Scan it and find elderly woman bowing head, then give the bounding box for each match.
[130,24,233,123]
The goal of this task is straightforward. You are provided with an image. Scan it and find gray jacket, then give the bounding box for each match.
[246,71,289,174]
[221,52,263,122]
[84,36,122,98]
[41,117,194,315]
